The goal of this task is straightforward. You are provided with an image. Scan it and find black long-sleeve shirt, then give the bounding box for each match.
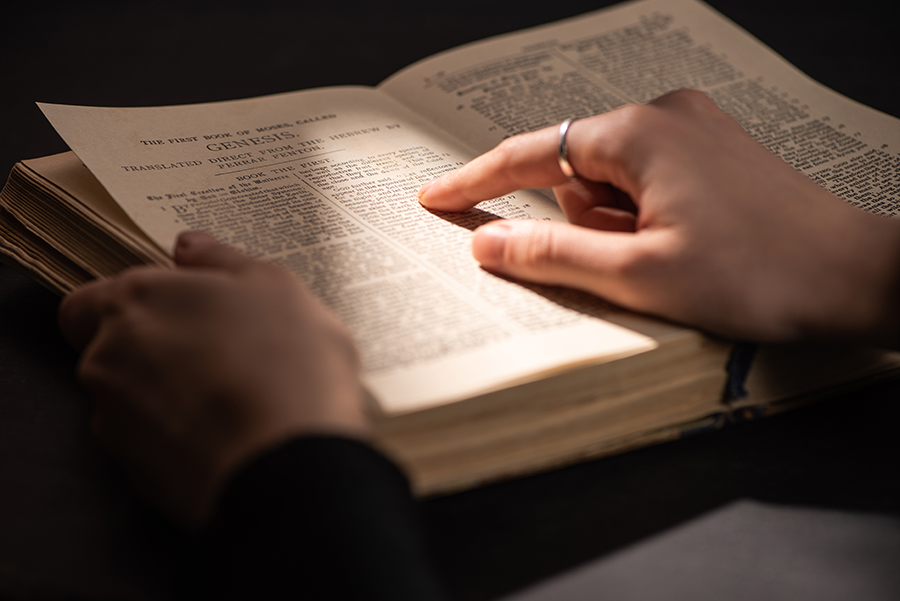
[191,436,449,600]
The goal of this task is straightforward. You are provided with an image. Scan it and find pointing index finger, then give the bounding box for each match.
[417,123,577,212]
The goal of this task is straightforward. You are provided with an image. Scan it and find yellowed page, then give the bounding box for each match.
[380,0,900,215]
[20,153,170,264]
[38,87,655,414]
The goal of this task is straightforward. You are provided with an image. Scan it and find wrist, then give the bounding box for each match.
[799,206,900,348]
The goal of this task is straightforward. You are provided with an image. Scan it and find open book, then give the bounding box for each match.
[3,0,900,495]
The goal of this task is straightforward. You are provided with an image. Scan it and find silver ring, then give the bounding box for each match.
[558,118,580,182]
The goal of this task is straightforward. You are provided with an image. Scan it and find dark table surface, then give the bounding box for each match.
[2,1,899,599]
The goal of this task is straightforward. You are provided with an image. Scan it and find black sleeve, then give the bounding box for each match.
[187,436,449,601]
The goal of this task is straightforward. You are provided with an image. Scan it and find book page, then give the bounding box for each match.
[380,0,900,215]
[19,154,171,266]
[38,87,655,414]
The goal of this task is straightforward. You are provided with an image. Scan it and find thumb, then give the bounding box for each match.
[472,219,647,306]
[173,231,255,272]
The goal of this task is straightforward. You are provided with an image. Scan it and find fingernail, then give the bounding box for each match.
[472,221,512,268]
[174,231,214,254]
[416,179,436,204]
[175,231,197,253]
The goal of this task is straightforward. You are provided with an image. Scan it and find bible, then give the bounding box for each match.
[3,0,900,495]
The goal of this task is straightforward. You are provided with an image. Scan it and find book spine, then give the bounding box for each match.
[723,342,757,401]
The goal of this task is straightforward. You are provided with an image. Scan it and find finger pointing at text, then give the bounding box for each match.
[417,90,900,347]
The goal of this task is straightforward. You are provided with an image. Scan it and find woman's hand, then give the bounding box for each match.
[59,231,366,526]
[419,90,900,347]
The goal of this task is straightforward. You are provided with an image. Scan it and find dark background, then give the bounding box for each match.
[1,1,899,599]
